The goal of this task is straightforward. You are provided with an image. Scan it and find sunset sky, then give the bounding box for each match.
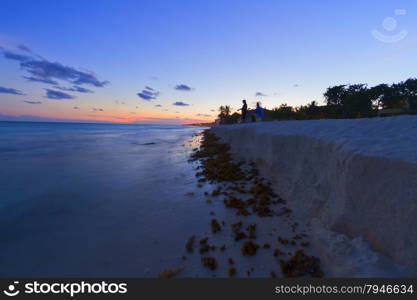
[1,0,417,124]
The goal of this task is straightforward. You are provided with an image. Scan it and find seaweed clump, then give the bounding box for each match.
[158,268,184,278]
[231,221,247,241]
[279,250,323,277]
[228,267,237,277]
[241,241,260,256]
[199,237,216,254]
[201,257,218,270]
[211,219,222,233]
[190,130,246,182]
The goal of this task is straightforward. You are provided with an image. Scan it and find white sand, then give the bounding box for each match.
[212,116,417,276]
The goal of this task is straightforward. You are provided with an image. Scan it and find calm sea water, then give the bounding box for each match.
[0,121,209,276]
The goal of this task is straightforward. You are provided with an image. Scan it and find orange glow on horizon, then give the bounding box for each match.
[3,108,214,124]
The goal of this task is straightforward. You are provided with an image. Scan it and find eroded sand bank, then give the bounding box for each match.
[212,116,417,276]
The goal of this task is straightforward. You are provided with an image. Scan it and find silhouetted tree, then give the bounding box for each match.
[342,84,373,117]
[217,105,238,124]
[368,84,391,110]
[218,105,231,118]
[324,85,346,106]
[268,103,294,120]
[217,78,416,125]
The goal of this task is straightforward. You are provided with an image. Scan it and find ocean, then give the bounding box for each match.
[0,121,210,277]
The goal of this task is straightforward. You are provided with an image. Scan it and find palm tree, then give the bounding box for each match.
[218,105,231,117]
[217,105,232,124]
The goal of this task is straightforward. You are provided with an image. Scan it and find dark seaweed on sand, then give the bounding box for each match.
[184,130,321,278]
[280,250,323,277]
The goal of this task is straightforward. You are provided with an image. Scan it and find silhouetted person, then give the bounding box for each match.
[237,100,247,123]
[255,102,265,121]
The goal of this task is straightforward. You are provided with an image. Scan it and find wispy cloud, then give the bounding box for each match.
[255,92,267,97]
[3,50,32,62]
[293,84,300,88]
[24,100,42,104]
[24,76,58,85]
[196,113,211,117]
[173,101,190,106]
[45,89,75,100]
[73,106,79,110]
[92,108,104,112]
[21,60,108,87]
[0,86,25,95]
[1,46,109,88]
[155,104,162,107]
[174,84,193,91]
[137,86,159,100]
[53,85,93,93]
[18,44,32,53]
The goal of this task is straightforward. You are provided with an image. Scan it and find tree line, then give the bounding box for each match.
[217,78,417,124]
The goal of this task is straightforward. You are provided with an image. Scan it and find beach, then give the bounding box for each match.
[1,117,416,278]
[212,115,417,277]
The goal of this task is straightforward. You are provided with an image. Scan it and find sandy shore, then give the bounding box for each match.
[211,116,417,277]
[169,130,324,278]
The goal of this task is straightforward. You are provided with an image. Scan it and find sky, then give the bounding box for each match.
[1,0,417,124]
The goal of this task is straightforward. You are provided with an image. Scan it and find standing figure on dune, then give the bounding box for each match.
[255,102,265,121]
[237,99,247,123]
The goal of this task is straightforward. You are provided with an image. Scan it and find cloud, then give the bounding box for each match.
[24,76,58,85]
[293,84,300,88]
[210,109,215,112]
[155,104,162,107]
[20,60,109,87]
[53,85,93,93]
[45,89,75,100]
[0,86,25,95]
[73,106,79,110]
[172,101,190,106]
[255,92,267,97]
[18,44,32,53]
[92,108,104,112]
[137,86,159,100]
[196,113,212,117]
[24,100,42,104]
[175,84,193,91]
[3,50,32,62]
[2,47,109,87]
